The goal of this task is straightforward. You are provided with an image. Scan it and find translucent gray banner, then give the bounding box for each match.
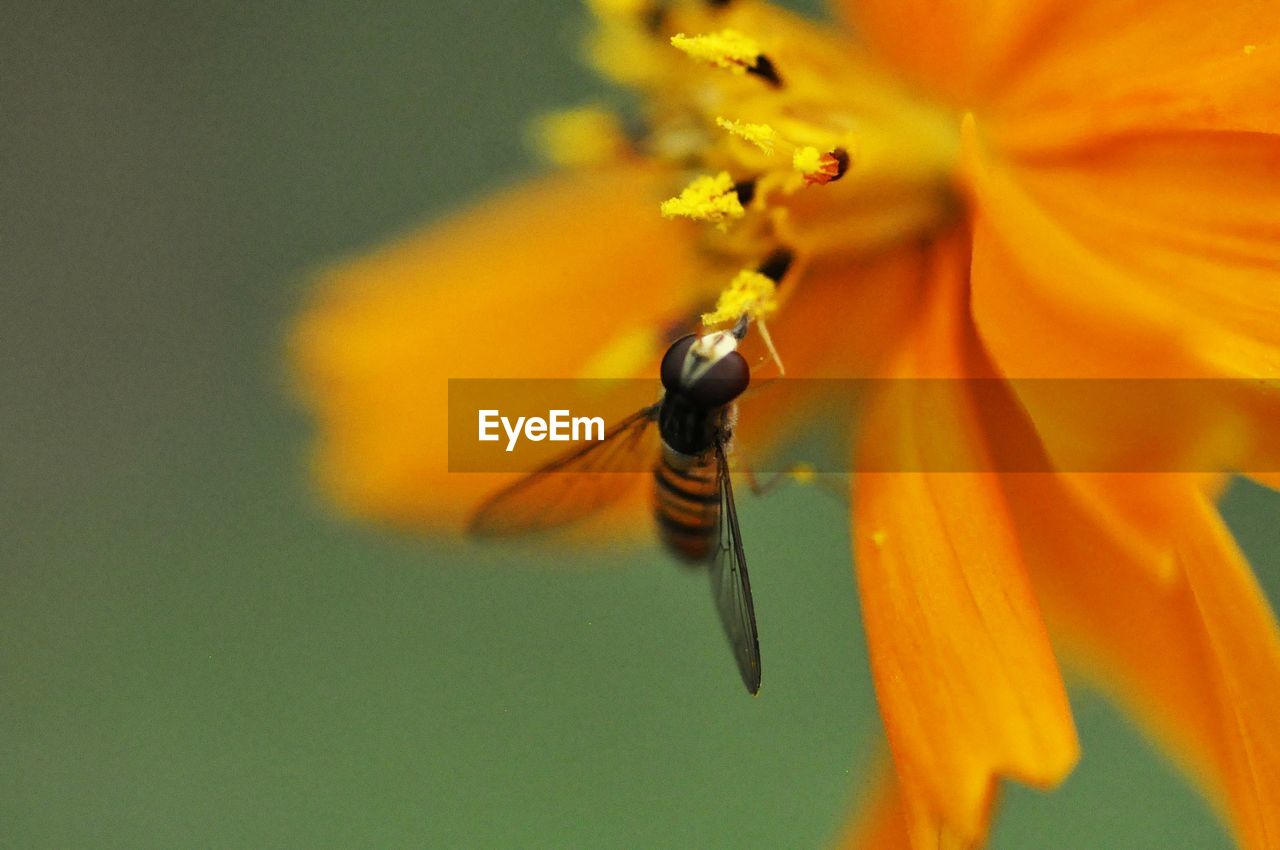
[447,378,1280,473]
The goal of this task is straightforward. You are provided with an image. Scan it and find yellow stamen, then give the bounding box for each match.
[716,117,779,155]
[670,30,762,75]
[701,269,779,326]
[793,146,848,185]
[531,107,627,168]
[660,172,745,225]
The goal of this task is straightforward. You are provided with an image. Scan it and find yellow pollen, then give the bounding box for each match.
[531,107,627,168]
[716,117,779,155]
[1243,44,1257,55]
[701,269,779,326]
[792,146,824,175]
[788,463,816,485]
[660,172,745,226]
[670,30,762,75]
[871,530,887,547]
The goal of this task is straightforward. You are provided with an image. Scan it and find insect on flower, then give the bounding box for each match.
[468,278,790,694]
[295,0,1280,842]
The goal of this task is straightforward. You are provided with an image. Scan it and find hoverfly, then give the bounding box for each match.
[469,315,765,694]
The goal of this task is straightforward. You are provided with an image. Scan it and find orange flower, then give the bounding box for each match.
[291,1,1280,847]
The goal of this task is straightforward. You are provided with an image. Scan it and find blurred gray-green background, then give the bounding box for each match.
[4,2,1277,847]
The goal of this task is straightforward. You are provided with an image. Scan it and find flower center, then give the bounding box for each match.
[545,0,961,344]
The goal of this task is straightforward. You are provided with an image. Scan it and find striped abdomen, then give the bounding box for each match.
[652,455,719,562]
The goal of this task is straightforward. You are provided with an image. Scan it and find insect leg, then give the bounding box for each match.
[739,463,852,504]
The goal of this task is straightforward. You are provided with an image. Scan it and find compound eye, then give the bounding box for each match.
[659,335,698,392]
[685,351,750,407]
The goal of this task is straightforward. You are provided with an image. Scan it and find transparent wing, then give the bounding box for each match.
[709,438,762,694]
[467,404,660,537]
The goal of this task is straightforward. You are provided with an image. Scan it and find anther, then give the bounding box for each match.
[795,146,850,185]
[642,3,667,34]
[670,31,781,87]
[702,270,779,326]
[747,54,783,87]
[661,171,746,225]
[716,117,779,154]
[829,148,850,180]
[756,248,794,284]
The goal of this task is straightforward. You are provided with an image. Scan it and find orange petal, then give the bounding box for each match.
[981,131,1280,374]
[1046,473,1225,580]
[834,0,1031,105]
[966,127,1280,379]
[1008,472,1280,848]
[1177,491,1280,847]
[729,242,930,472]
[964,126,1280,477]
[1249,472,1280,492]
[766,246,930,380]
[290,166,703,533]
[854,232,1078,845]
[836,759,912,850]
[987,2,1280,151]
[837,0,1279,143]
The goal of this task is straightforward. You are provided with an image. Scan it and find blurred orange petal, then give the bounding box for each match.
[834,0,1025,104]
[1007,474,1223,793]
[964,126,1280,484]
[837,759,912,850]
[988,2,1280,150]
[1249,472,1280,492]
[855,233,1077,845]
[291,166,702,533]
[979,131,1280,375]
[966,126,1280,381]
[1177,489,1280,847]
[1009,473,1280,848]
[840,0,1279,145]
